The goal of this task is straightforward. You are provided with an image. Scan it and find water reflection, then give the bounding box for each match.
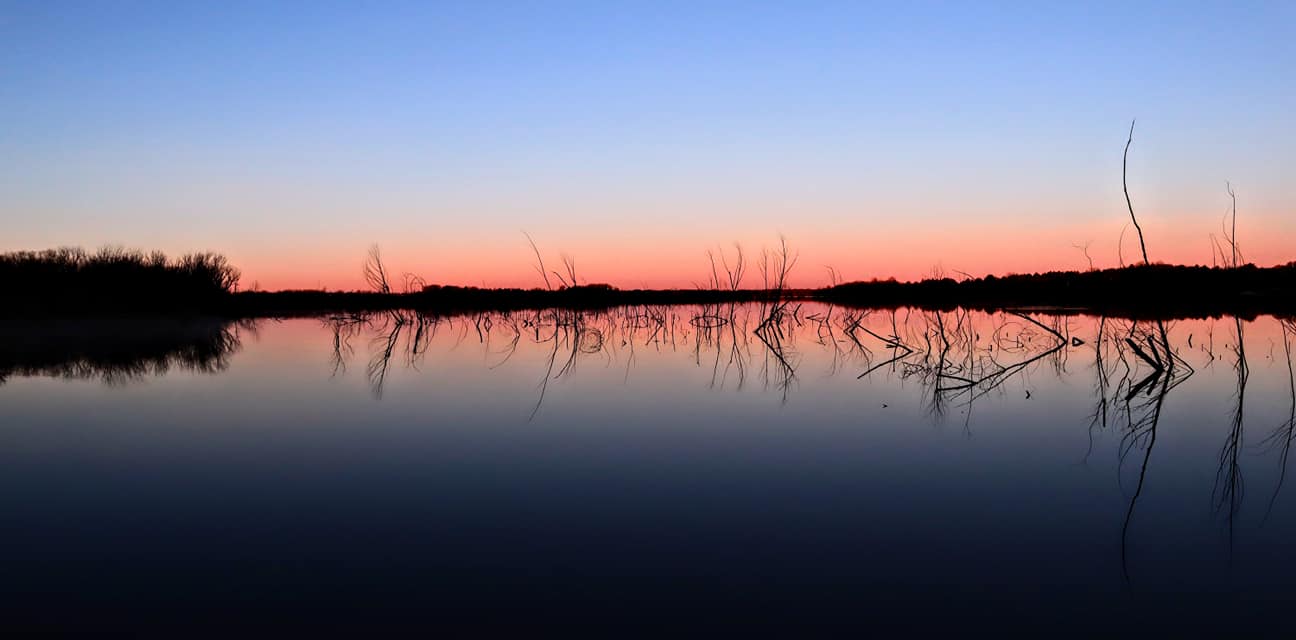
[4,305,1296,632]
[1216,316,1248,549]
[1261,318,1296,522]
[311,305,1296,575]
[0,317,246,386]
[321,304,1238,423]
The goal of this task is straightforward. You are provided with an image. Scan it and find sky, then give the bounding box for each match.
[2,1,1293,290]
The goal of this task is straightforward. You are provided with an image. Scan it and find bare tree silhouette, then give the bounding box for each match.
[522,232,553,290]
[363,245,392,294]
[1123,120,1150,266]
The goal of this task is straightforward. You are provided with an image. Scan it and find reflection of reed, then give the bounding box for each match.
[753,306,798,404]
[854,310,915,379]
[53,306,1285,591]
[1260,319,1296,523]
[324,305,1296,576]
[1118,354,1170,584]
[1213,316,1248,547]
[1084,316,1114,461]
[1114,318,1193,583]
[692,302,752,391]
[327,303,809,410]
[934,312,1067,405]
[835,308,1077,432]
[325,310,444,398]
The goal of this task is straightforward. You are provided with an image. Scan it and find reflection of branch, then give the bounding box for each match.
[298,304,1296,591]
[1118,318,1191,584]
[366,318,405,399]
[529,324,561,421]
[325,313,367,376]
[1213,317,1248,548]
[1125,337,1163,372]
[1120,368,1168,584]
[754,311,798,403]
[1084,316,1114,463]
[1261,319,1296,523]
[856,322,915,379]
[934,313,1066,404]
[488,313,524,370]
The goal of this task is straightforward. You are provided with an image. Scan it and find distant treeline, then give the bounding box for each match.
[0,247,240,314]
[5,246,1296,318]
[823,263,1296,317]
[232,264,1296,318]
[229,283,790,317]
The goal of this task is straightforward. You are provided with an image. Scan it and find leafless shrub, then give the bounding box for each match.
[363,245,392,294]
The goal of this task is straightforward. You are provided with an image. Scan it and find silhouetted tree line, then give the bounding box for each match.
[229,283,784,316]
[824,263,1296,317]
[6,246,1296,318]
[231,265,1296,319]
[0,247,240,314]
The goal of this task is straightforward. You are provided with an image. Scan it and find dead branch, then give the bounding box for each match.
[1123,120,1150,265]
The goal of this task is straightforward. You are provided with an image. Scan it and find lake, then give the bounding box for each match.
[3,304,1294,634]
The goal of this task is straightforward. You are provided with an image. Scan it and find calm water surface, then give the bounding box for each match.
[3,305,1295,634]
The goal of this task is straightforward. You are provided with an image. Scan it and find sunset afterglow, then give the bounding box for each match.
[4,3,1292,290]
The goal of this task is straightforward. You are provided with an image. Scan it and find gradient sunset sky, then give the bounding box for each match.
[3,1,1293,290]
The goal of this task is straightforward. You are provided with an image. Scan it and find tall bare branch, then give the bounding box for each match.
[522,232,552,290]
[1227,181,1240,268]
[1123,119,1150,266]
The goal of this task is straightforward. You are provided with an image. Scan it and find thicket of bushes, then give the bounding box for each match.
[824,262,1296,315]
[0,247,240,314]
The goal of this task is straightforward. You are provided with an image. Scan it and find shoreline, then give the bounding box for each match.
[3,263,1294,321]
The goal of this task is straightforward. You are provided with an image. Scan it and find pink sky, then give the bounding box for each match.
[233,211,1295,292]
[6,3,1294,294]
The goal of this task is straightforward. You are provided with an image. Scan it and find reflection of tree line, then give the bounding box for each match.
[11,307,1284,583]
[0,318,248,386]
[0,303,1287,588]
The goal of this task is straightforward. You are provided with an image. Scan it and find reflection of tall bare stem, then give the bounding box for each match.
[1119,318,1189,584]
[1261,320,1296,523]
[1212,317,1248,551]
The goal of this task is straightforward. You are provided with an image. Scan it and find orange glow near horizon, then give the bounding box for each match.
[234,212,1296,292]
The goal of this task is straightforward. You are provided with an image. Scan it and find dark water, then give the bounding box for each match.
[3,305,1295,635]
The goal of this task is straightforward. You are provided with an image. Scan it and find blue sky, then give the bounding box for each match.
[2,1,1293,288]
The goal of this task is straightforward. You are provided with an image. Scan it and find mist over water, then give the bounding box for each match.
[3,304,1295,634]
